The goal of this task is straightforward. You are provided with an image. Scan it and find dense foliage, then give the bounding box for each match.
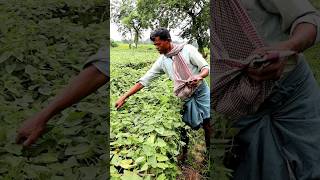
[0,0,109,179]
[110,44,188,179]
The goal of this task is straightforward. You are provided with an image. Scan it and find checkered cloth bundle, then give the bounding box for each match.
[211,0,295,119]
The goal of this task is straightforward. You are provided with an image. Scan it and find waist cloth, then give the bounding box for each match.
[232,56,320,180]
[181,80,210,129]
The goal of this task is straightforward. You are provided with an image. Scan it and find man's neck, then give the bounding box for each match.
[166,43,174,53]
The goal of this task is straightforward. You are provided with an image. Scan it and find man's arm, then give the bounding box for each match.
[247,23,317,81]
[16,65,108,146]
[198,67,209,78]
[287,23,317,53]
[115,82,144,110]
[190,67,209,86]
[115,57,164,110]
[187,44,210,85]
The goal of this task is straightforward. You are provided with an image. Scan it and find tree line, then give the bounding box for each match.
[111,0,209,57]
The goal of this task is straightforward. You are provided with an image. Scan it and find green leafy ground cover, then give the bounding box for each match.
[210,43,320,180]
[0,1,109,179]
[110,43,209,179]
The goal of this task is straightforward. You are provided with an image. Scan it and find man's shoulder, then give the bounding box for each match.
[182,44,197,51]
[91,47,109,61]
[156,54,166,61]
[151,55,165,67]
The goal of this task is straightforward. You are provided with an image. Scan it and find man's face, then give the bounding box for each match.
[153,36,171,54]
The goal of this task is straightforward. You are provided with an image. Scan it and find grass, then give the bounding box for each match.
[111,43,158,64]
[305,43,320,84]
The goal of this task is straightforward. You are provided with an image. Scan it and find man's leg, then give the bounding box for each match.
[177,127,189,162]
[203,118,212,149]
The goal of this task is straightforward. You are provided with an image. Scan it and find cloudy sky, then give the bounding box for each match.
[110,22,185,42]
[110,0,186,42]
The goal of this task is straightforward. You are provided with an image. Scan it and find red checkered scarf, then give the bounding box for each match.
[211,0,296,119]
[165,43,201,100]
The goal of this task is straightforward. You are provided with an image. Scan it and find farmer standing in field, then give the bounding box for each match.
[16,47,109,146]
[211,0,320,179]
[115,28,212,160]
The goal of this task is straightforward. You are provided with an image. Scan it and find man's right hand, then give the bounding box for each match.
[114,83,144,110]
[115,97,127,110]
[16,114,48,147]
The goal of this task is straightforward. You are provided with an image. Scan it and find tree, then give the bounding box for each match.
[137,0,209,56]
[111,0,147,48]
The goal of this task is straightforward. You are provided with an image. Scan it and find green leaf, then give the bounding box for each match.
[111,154,121,166]
[50,176,65,180]
[143,126,154,133]
[146,134,155,144]
[30,152,58,163]
[119,159,133,169]
[64,144,91,155]
[3,144,22,155]
[5,64,16,74]
[148,156,157,168]
[156,138,166,147]
[64,111,86,126]
[156,174,166,180]
[143,176,152,180]
[121,171,142,180]
[155,127,164,135]
[135,157,145,164]
[156,154,168,162]
[79,166,97,180]
[25,65,37,75]
[0,155,23,167]
[140,163,148,172]
[39,86,51,95]
[156,163,169,169]
[64,156,79,168]
[23,164,51,177]
[0,167,8,174]
[0,52,11,63]
[142,145,155,157]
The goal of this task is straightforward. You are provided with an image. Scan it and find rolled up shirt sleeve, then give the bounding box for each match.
[83,47,109,77]
[187,45,209,72]
[290,12,320,43]
[138,57,164,87]
[260,0,320,43]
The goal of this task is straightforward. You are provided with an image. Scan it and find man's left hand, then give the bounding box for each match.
[188,75,203,87]
[247,41,292,81]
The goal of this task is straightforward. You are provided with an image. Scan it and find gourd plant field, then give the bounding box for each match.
[110,43,209,179]
[0,1,109,179]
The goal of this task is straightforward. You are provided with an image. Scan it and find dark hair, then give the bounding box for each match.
[150,28,171,42]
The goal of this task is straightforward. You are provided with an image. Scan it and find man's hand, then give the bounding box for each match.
[16,114,47,147]
[188,75,203,87]
[247,59,287,81]
[15,65,108,146]
[115,97,127,110]
[114,83,144,110]
[247,22,317,82]
[247,41,292,81]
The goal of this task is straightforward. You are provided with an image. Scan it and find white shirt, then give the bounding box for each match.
[138,44,209,87]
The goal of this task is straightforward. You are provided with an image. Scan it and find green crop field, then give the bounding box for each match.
[0,1,109,179]
[110,42,210,179]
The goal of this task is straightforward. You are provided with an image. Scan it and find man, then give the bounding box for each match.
[115,28,212,160]
[16,47,109,146]
[212,0,320,179]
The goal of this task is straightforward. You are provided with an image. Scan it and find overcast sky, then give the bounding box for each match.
[110,0,186,42]
[110,22,186,42]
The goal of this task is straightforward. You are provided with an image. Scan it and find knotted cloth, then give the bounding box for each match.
[165,43,202,100]
[211,0,296,119]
